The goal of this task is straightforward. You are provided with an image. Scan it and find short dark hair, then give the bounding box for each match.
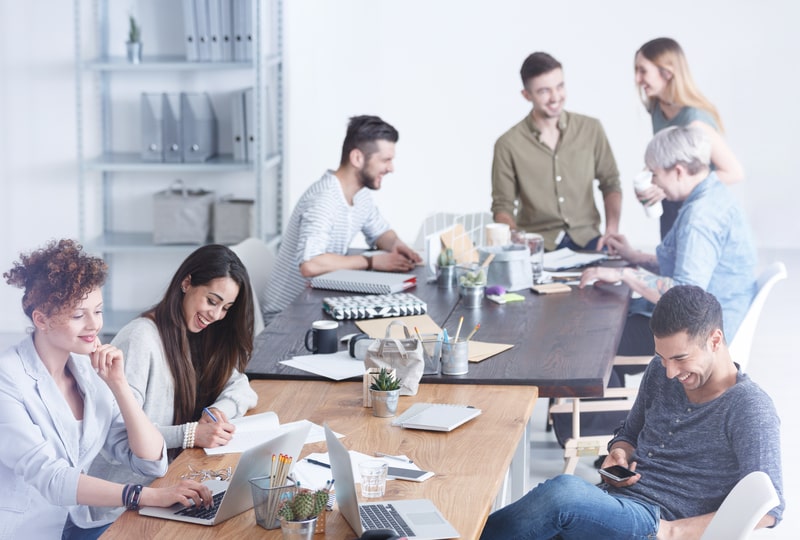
[650,285,725,343]
[520,52,562,87]
[339,115,399,166]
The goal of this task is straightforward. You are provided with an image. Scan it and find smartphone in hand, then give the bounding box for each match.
[599,465,638,482]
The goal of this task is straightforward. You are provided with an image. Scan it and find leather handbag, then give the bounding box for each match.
[364,321,425,396]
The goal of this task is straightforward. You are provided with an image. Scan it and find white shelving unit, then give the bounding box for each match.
[74,0,283,333]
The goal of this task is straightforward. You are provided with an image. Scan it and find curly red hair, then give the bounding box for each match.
[4,239,107,320]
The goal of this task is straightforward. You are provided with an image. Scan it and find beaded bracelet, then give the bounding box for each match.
[183,421,198,449]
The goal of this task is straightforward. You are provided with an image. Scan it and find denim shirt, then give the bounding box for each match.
[656,173,756,338]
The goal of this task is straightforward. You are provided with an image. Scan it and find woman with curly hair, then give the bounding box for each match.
[634,37,744,238]
[88,244,257,522]
[0,239,212,539]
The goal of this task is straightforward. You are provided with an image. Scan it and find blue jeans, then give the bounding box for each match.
[480,475,660,540]
[557,234,600,252]
[62,515,111,540]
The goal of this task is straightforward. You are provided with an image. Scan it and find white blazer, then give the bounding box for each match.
[0,336,167,538]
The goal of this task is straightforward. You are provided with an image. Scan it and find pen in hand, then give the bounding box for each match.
[202,407,218,422]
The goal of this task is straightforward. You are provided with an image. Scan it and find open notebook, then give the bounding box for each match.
[392,403,481,432]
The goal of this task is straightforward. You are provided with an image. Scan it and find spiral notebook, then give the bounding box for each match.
[392,403,482,432]
[310,269,417,294]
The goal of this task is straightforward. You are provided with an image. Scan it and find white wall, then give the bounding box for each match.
[1,0,798,332]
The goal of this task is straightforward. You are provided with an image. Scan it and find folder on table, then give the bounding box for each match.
[230,89,247,161]
[243,87,255,162]
[181,0,199,61]
[310,270,417,295]
[207,0,223,61]
[194,0,211,61]
[232,0,249,61]
[140,93,163,162]
[181,92,218,163]
[162,93,183,163]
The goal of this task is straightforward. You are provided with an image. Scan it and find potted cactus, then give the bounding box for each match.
[437,247,457,288]
[458,266,487,308]
[277,488,330,538]
[126,15,142,64]
[369,367,402,417]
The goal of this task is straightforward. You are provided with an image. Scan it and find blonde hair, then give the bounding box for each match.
[636,37,724,132]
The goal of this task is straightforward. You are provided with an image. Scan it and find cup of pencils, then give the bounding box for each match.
[249,453,297,530]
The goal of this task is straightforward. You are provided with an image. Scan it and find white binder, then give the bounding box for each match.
[242,0,253,61]
[181,92,218,163]
[207,0,223,62]
[162,93,183,163]
[232,0,249,61]
[218,0,234,62]
[244,87,255,162]
[181,0,199,61]
[140,93,163,162]
[231,89,247,161]
[194,0,211,61]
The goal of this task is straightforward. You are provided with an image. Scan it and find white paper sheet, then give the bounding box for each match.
[543,248,607,271]
[204,417,331,455]
[279,351,365,380]
[292,450,412,490]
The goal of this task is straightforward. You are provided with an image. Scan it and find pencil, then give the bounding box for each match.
[454,316,464,342]
[466,323,481,341]
[414,326,424,342]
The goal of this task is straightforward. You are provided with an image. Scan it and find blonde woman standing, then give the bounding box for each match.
[634,37,744,238]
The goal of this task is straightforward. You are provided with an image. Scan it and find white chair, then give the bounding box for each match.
[230,237,279,336]
[728,262,788,372]
[701,471,780,540]
[551,261,788,474]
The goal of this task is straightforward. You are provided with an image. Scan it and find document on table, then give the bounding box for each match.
[293,450,410,489]
[279,351,366,380]
[203,414,333,455]
[543,248,606,271]
[468,340,513,362]
[356,314,442,337]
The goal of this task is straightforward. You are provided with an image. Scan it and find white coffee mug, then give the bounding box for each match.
[485,223,511,247]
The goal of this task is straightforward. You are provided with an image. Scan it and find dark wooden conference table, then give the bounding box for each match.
[246,265,630,398]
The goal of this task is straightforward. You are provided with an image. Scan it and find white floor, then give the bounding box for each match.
[1,249,796,537]
[526,248,798,538]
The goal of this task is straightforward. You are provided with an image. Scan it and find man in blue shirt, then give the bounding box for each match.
[480,286,783,539]
[580,125,756,356]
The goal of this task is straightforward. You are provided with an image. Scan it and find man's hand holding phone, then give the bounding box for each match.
[599,448,641,487]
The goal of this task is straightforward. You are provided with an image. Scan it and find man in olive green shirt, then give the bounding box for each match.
[492,52,622,252]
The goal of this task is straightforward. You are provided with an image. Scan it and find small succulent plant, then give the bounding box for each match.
[370,367,402,392]
[128,15,141,43]
[437,247,456,267]
[459,267,487,287]
[277,488,329,521]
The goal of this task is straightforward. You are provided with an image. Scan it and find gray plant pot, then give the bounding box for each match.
[126,41,142,64]
[279,516,317,540]
[459,284,485,308]
[437,264,457,288]
[370,389,400,417]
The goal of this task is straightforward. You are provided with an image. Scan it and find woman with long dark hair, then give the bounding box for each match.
[89,244,257,521]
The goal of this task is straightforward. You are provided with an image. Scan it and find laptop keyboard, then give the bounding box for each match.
[360,504,415,537]
[175,490,225,520]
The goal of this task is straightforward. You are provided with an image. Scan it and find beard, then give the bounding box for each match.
[358,167,380,191]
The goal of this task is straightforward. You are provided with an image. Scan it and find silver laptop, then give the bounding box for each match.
[324,424,460,539]
[140,422,310,526]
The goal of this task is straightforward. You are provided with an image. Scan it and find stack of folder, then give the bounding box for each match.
[182,0,253,62]
[141,92,218,163]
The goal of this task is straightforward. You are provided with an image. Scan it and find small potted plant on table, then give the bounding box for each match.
[277,487,330,539]
[458,266,487,308]
[369,367,402,417]
[437,247,457,288]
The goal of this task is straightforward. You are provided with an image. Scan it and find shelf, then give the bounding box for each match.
[86,232,209,254]
[84,152,282,172]
[83,53,281,72]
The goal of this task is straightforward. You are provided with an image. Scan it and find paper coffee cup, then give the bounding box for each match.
[485,223,511,246]
[633,171,663,219]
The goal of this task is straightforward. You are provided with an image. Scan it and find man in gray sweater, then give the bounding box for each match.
[480,285,783,539]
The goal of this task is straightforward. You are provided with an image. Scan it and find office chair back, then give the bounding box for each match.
[700,471,779,540]
[728,262,787,372]
[230,237,278,335]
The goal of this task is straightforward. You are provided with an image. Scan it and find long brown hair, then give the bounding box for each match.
[636,37,724,132]
[145,245,254,425]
